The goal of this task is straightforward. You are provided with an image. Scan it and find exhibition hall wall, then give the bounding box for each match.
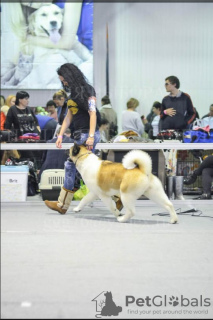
[93,2,213,129]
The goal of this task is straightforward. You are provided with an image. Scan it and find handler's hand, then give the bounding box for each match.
[56,136,63,149]
[86,137,94,151]
[166,108,176,117]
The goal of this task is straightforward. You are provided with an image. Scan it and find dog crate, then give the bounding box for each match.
[39,169,65,201]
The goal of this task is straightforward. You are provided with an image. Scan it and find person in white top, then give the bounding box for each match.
[121,98,144,136]
[201,104,213,129]
[151,102,162,138]
[99,95,118,140]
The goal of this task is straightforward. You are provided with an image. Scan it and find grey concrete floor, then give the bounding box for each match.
[1,198,213,319]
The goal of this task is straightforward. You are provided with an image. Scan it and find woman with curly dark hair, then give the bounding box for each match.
[45,63,101,214]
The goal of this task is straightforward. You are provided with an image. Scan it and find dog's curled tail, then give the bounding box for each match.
[122,150,152,175]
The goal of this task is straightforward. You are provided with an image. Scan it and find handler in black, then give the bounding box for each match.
[5,91,40,137]
[44,63,101,214]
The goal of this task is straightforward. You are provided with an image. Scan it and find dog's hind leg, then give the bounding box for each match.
[99,194,120,217]
[144,177,178,224]
[73,192,97,212]
[117,194,136,223]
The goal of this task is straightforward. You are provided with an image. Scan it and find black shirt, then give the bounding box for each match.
[67,92,98,131]
[160,92,196,130]
[5,105,39,137]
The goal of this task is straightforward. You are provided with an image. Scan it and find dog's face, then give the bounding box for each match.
[69,143,88,162]
[28,4,63,43]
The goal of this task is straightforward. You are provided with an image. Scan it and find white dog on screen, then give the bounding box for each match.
[1,2,93,88]
[28,3,64,44]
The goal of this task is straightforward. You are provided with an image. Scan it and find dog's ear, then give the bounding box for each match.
[72,143,80,156]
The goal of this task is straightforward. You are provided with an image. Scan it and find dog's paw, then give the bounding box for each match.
[117,213,133,223]
[73,206,81,212]
[170,217,178,224]
[113,209,120,217]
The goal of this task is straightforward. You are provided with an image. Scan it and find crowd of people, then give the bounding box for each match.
[1,75,212,143]
[1,70,213,202]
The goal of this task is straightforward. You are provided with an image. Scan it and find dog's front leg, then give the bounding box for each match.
[73,192,97,212]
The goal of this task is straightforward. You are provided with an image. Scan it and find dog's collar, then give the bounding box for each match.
[74,152,92,166]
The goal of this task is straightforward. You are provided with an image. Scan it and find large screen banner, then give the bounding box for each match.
[1,1,93,89]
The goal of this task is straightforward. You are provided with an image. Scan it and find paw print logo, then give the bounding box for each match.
[169,296,179,307]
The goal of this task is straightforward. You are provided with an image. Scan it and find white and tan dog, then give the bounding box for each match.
[70,144,178,224]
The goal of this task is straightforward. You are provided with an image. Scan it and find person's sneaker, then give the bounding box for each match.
[183,174,197,185]
[193,193,212,200]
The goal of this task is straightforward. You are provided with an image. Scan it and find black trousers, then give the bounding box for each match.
[195,155,213,176]
[195,156,213,194]
[202,168,213,194]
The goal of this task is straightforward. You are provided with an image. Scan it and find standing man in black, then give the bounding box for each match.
[160,76,196,130]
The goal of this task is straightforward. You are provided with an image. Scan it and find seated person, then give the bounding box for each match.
[99,118,109,143]
[202,104,213,119]
[98,118,109,160]
[46,100,58,122]
[122,98,144,136]
[53,90,68,125]
[141,105,156,134]
[4,91,40,138]
[159,76,196,130]
[53,89,75,136]
[184,155,213,199]
[38,128,73,183]
[35,109,58,141]
[99,95,118,140]
[150,102,162,139]
[142,101,162,139]
[201,104,213,128]
[1,95,16,116]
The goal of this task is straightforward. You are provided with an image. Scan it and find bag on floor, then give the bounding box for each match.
[27,170,39,196]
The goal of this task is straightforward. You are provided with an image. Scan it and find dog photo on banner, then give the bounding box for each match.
[1,1,93,89]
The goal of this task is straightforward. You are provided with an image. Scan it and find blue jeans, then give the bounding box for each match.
[64,131,100,191]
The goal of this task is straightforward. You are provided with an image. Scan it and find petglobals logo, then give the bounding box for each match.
[125,295,211,308]
[92,291,122,318]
